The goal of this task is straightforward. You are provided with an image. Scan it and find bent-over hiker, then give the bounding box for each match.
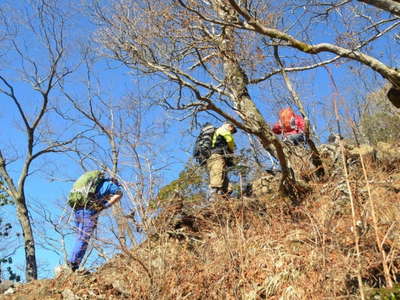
[67,170,123,271]
[207,122,237,198]
[272,107,305,146]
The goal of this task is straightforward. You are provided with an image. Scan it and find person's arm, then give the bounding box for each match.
[272,123,282,134]
[98,180,123,209]
[296,115,305,132]
[216,127,236,152]
[223,133,235,152]
[103,192,122,209]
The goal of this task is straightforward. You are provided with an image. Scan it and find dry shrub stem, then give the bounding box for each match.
[338,140,365,300]
[121,247,154,287]
[359,153,393,288]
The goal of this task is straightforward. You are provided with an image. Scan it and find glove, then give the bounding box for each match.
[226,157,234,167]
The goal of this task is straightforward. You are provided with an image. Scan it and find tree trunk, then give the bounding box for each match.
[212,0,297,190]
[0,155,37,281]
[15,194,37,281]
[273,46,325,178]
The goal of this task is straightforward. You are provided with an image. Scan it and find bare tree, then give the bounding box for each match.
[95,0,317,201]
[0,1,80,281]
[95,0,400,180]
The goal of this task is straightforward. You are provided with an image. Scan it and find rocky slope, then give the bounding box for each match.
[2,141,400,299]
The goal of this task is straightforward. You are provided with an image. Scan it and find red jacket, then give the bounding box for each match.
[272,114,305,136]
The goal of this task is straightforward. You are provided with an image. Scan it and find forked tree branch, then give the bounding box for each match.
[227,0,400,88]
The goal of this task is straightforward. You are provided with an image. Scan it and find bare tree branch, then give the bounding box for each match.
[228,0,400,88]
[358,0,400,18]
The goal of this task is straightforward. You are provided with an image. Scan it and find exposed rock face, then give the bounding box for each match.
[251,171,280,198]
[0,281,14,294]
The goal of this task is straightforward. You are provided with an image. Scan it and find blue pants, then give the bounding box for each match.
[69,209,98,267]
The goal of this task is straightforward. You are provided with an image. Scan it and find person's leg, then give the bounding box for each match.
[287,133,305,146]
[207,154,226,195]
[68,209,98,270]
[225,181,233,196]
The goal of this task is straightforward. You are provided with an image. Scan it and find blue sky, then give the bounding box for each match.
[1,0,398,281]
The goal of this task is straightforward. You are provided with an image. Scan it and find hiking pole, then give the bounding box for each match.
[336,117,342,142]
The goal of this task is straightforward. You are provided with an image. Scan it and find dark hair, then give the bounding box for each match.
[110,178,121,186]
[225,122,237,134]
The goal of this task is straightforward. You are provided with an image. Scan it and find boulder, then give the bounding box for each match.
[62,288,79,300]
[251,171,280,198]
[0,280,14,294]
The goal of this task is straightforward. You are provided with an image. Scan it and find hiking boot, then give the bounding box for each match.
[209,187,224,197]
[209,187,226,201]
[75,268,91,276]
[64,262,90,275]
[211,187,224,194]
[66,261,79,272]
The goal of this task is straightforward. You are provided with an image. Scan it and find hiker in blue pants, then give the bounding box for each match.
[67,173,123,271]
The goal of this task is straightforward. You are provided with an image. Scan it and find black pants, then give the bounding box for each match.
[284,133,305,146]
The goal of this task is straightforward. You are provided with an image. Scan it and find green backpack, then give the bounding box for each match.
[68,170,105,209]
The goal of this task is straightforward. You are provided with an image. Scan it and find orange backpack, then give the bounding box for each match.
[279,108,296,133]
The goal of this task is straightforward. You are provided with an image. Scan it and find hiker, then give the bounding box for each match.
[207,122,237,196]
[272,107,305,146]
[67,171,123,272]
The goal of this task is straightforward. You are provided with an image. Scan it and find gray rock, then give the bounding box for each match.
[62,288,78,300]
[54,264,72,277]
[0,280,14,294]
[3,287,15,295]
[112,279,130,297]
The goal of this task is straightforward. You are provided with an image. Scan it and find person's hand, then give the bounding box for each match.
[101,200,111,209]
[102,193,122,209]
[226,156,234,167]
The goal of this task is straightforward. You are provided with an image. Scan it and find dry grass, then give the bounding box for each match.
[4,149,400,299]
